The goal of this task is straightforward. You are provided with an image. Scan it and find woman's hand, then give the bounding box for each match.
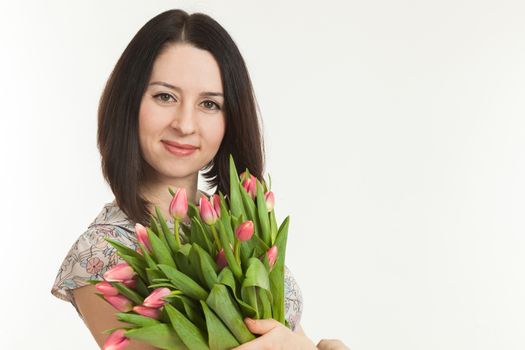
[231,317,317,350]
[316,338,351,350]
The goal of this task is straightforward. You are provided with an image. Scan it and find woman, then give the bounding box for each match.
[51,9,349,350]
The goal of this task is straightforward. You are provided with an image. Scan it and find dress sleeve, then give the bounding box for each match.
[50,225,139,313]
[284,264,304,332]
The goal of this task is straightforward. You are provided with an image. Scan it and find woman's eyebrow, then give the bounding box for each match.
[149,81,223,97]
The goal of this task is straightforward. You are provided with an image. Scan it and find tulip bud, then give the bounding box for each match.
[102,329,130,350]
[242,175,257,199]
[103,263,137,282]
[143,288,171,308]
[199,196,218,225]
[95,281,119,296]
[235,220,254,242]
[133,305,161,319]
[216,248,228,269]
[264,191,275,212]
[169,187,188,220]
[122,279,137,289]
[104,294,133,312]
[212,194,221,218]
[135,223,152,252]
[266,245,278,269]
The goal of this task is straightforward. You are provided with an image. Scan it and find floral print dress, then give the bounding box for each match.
[50,198,304,331]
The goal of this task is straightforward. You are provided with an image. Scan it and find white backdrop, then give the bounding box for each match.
[1,0,525,349]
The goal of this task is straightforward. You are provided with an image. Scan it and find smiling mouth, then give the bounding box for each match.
[162,142,198,156]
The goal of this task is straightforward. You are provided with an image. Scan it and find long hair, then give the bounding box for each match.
[97,9,265,226]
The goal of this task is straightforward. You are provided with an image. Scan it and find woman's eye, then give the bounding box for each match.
[201,100,221,110]
[153,93,175,103]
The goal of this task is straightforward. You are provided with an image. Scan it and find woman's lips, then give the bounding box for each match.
[162,140,198,149]
[162,142,197,156]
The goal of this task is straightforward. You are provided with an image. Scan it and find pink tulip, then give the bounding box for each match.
[95,281,119,296]
[103,263,137,282]
[216,248,228,269]
[235,220,254,242]
[264,191,275,212]
[122,279,137,289]
[199,196,218,225]
[143,288,171,308]
[266,245,278,270]
[212,194,221,218]
[169,187,188,220]
[242,175,257,199]
[135,223,152,253]
[133,305,161,319]
[104,294,133,312]
[102,329,130,350]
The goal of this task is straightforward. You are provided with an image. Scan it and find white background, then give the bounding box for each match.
[1,0,524,349]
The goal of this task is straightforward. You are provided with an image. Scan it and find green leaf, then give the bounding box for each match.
[102,326,134,334]
[257,287,273,319]
[116,312,160,327]
[192,218,214,256]
[158,264,209,300]
[174,243,202,283]
[228,154,243,218]
[194,243,219,290]
[269,209,278,246]
[188,244,207,288]
[155,206,178,250]
[269,216,289,324]
[206,284,256,344]
[137,241,158,269]
[113,282,144,305]
[239,182,260,236]
[200,300,240,350]
[215,219,242,281]
[146,267,165,282]
[242,257,270,291]
[217,268,256,318]
[169,294,206,330]
[165,304,209,350]
[147,227,177,267]
[105,238,145,265]
[149,214,161,235]
[85,279,101,285]
[255,179,270,245]
[242,286,259,319]
[124,323,189,350]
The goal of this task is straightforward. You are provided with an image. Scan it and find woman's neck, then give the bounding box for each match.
[140,176,203,223]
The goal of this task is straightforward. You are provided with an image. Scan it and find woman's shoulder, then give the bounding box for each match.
[50,200,138,304]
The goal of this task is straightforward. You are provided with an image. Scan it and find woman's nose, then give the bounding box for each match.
[170,103,197,134]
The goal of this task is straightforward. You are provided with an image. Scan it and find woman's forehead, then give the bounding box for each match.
[150,44,223,93]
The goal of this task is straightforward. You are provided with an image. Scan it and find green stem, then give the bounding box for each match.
[210,225,222,251]
[234,239,240,266]
[174,218,181,247]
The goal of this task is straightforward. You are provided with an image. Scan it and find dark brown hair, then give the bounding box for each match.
[97,9,265,226]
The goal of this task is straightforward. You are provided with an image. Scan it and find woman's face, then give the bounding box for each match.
[138,43,226,183]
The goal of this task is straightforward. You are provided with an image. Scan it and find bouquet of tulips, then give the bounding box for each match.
[88,155,290,350]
